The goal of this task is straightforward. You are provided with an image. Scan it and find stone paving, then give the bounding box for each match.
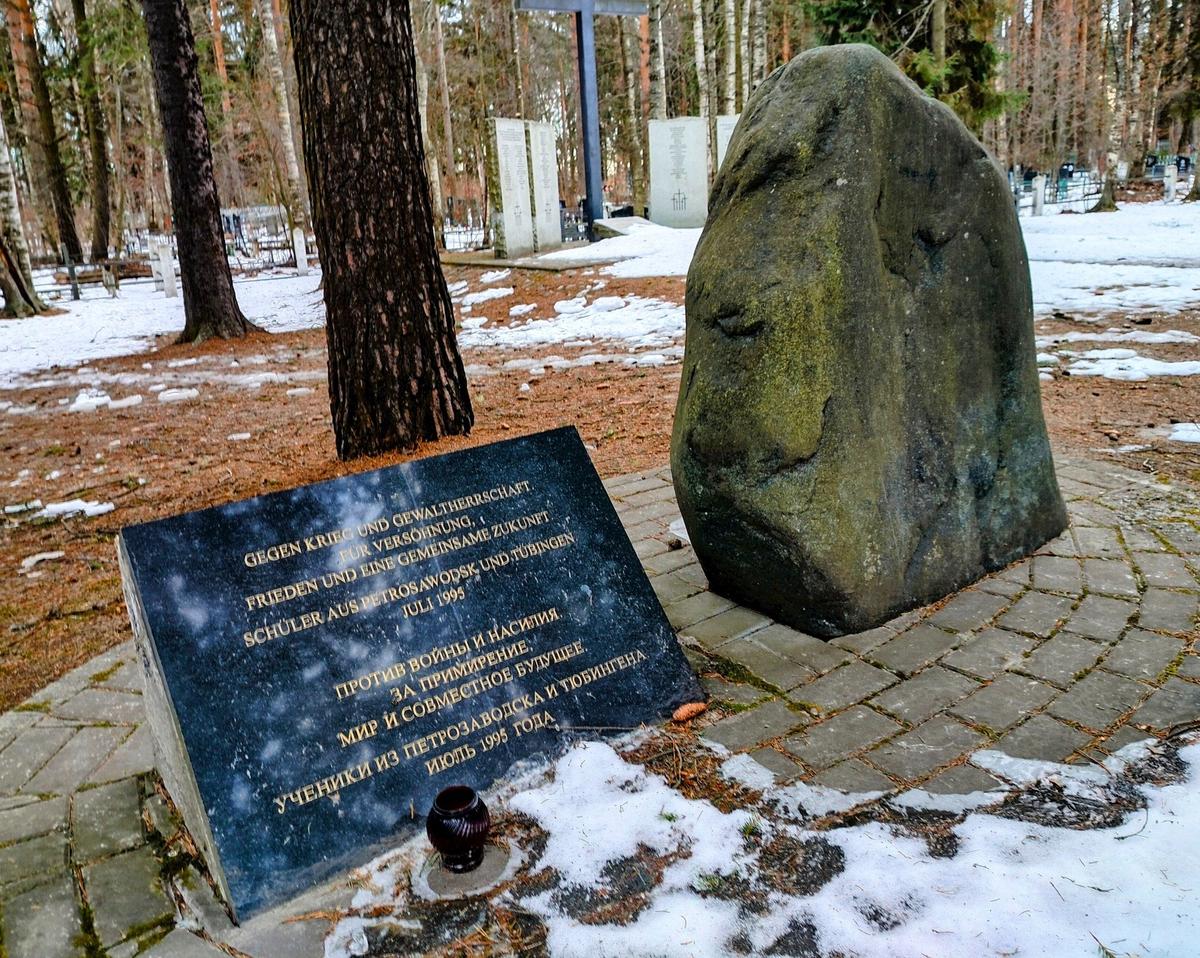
[0,454,1197,955]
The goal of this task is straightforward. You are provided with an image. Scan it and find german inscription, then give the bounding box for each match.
[118,427,701,919]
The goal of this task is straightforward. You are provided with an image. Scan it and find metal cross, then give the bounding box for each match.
[515,0,647,239]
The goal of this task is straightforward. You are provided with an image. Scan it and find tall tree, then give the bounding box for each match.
[71,0,112,261]
[140,0,253,341]
[256,0,306,228]
[290,0,473,459]
[0,110,43,316]
[7,0,82,261]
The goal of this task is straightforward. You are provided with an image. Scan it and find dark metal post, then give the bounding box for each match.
[574,3,603,239]
[60,243,80,301]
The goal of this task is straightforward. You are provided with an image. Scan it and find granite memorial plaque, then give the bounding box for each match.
[489,117,536,257]
[715,114,740,171]
[648,117,708,228]
[117,427,702,920]
[526,121,563,251]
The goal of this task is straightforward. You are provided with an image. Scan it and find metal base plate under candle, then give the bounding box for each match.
[425,845,514,899]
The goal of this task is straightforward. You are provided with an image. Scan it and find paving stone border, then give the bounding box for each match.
[0,454,1196,955]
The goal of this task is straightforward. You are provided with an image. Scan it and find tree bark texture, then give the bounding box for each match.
[9,0,82,261]
[140,0,252,341]
[71,0,112,261]
[0,109,42,310]
[290,0,474,460]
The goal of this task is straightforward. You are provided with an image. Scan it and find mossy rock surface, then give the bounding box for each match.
[671,43,1066,639]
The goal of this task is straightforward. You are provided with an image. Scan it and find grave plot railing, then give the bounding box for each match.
[1015,172,1104,215]
[443,223,490,252]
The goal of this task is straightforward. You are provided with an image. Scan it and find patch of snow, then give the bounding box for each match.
[227,432,252,441]
[461,286,513,307]
[668,518,690,544]
[1169,422,1200,443]
[480,269,511,283]
[508,303,536,317]
[157,388,199,403]
[1066,349,1200,381]
[108,394,142,410]
[286,387,315,397]
[554,298,588,314]
[68,388,112,412]
[19,551,65,575]
[4,499,42,514]
[459,297,683,351]
[1036,327,1199,346]
[34,499,114,519]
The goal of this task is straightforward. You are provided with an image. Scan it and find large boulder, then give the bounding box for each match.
[671,44,1066,639]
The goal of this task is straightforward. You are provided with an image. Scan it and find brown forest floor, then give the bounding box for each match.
[1,262,1198,710]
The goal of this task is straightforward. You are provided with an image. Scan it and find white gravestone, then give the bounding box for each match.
[490,118,536,258]
[715,115,740,171]
[1032,174,1046,216]
[158,240,177,298]
[292,227,309,276]
[649,117,708,229]
[1164,165,1177,202]
[526,121,562,251]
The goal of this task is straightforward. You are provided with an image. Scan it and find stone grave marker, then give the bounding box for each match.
[649,117,708,228]
[527,121,563,251]
[715,114,740,171]
[489,118,536,258]
[674,45,1066,639]
[292,227,309,276]
[158,240,176,298]
[118,427,702,920]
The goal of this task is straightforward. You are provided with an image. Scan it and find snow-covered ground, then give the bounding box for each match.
[325,736,1200,958]
[3,200,1199,389]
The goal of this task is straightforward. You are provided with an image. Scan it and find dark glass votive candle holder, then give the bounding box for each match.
[426,785,491,873]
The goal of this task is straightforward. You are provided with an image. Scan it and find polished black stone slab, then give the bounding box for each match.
[117,427,702,919]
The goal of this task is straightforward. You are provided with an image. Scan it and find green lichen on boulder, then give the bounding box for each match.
[671,44,1066,639]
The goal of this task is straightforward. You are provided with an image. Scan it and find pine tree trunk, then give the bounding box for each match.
[209,0,233,115]
[0,234,37,317]
[141,0,253,342]
[1090,169,1118,211]
[620,18,645,211]
[648,0,667,119]
[71,0,111,261]
[931,0,947,73]
[411,0,443,238]
[258,0,306,229]
[10,0,82,262]
[0,109,42,309]
[1186,169,1200,202]
[289,0,473,460]
[432,3,455,196]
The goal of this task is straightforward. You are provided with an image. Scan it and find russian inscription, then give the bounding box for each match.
[118,427,701,919]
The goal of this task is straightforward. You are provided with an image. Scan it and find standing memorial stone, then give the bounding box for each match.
[489,118,536,258]
[118,427,701,919]
[715,115,740,171]
[674,45,1066,638]
[649,117,708,228]
[158,240,176,298]
[292,226,309,276]
[527,121,563,251]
